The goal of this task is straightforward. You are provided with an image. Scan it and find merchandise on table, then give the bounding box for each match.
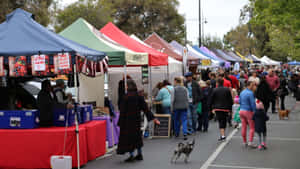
[79,104,93,123]
[0,110,39,129]
[53,108,76,127]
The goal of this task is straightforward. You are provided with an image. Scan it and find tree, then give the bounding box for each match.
[54,0,114,33]
[251,0,300,60]
[0,0,55,26]
[202,35,224,50]
[108,0,185,44]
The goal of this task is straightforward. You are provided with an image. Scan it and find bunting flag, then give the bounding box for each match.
[0,57,4,76]
[76,56,109,77]
[31,54,50,76]
[54,53,72,75]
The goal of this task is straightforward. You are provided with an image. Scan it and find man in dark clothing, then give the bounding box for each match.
[37,80,71,127]
[209,78,233,141]
[185,72,203,133]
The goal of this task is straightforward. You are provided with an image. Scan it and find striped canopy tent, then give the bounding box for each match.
[60,18,148,66]
[144,33,200,66]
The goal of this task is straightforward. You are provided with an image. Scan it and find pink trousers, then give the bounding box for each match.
[239,110,255,143]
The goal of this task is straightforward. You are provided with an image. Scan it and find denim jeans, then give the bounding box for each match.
[188,103,198,132]
[174,109,188,136]
[162,106,171,114]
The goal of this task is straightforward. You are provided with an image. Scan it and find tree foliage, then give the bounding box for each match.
[55,0,185,43]
[109,0,185,43]
[0,0,55,26]
[55,0,114,33]
[202,35,224,50]
[224,0,300,61]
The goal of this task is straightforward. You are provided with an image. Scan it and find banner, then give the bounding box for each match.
[54,53,72,75]
[141,65,149,84]
[31,55,50,76]
[201,59,211,66]
[0,57,4,76]
[9,56,27,77]
[58,53,70,70]
[32,54,46,71]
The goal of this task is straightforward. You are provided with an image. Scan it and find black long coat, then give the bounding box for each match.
[253,109,268,133]
[37,90,57,127]
[255,80,273,104]
[117,92,154,154]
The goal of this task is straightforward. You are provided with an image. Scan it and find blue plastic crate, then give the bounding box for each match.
[53,108,76,127]
[79,105,93,124]
[0,110,39,129]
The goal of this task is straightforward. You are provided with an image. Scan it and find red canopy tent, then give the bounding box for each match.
[100,22,168,66]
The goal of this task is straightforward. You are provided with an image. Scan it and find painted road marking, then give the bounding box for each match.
[96,153,113,161]
[232,136,300,141]
[199,128,239,169]
[210,164,282,169]
[267,121,300,125]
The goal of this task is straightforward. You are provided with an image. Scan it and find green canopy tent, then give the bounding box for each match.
[59,18,148,66]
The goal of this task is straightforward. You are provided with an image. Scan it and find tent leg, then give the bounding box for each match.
[73,64,80,169]
[124,65,127,94]
[167,65,170,81]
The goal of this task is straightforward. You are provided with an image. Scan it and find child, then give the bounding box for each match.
[232,96,241,128]
[253,99,269,150]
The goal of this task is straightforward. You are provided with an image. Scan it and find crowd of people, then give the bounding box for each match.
[116,65,300,162]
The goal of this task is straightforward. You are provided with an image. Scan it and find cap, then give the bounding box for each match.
[184,72,193,77]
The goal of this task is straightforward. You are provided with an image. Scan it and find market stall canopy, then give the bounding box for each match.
[0,9,106,61]
[261,56,281,65]
[211,49,237,62]
[100,22,168,66]
[192,46,225,63]
[235,51,253,63]
[246,54,261,63]
[130,34,151,47]
[144,33,199,63]
[288,61,300,65]
[225,51,244,62]
[60,18,147,66]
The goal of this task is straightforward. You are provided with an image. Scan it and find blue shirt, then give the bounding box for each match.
[239,88,256,112]
[155,86,173,108]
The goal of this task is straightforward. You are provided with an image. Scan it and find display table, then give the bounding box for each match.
[93,113,119,148]
[0,120,106,169]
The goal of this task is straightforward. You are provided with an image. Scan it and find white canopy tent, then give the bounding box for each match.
[261,56,281,65]
[186,44,220,67]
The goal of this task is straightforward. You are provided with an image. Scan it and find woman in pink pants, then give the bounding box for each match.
[239,81,257,148]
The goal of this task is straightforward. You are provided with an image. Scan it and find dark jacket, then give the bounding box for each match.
[37,90,59,127]
[117,92,154,154]
[255,80,273,104]
[278,78,289,97]
[209,86,233,110]
[202,87,213,113]
[185,80,203,104]
[118,79,125,110]
[253,109,268,133]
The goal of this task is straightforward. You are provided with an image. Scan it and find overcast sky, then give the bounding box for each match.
[61,0,249,44]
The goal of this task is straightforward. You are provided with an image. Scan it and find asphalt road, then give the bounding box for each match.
[84,95,300,169]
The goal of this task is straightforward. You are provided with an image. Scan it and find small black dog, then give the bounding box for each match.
[171,139,195,163]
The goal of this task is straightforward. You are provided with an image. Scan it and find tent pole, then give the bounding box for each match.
[149,66,152,107]
[167,64,170,81]
[124,65,127,94]
[73,64,80,169]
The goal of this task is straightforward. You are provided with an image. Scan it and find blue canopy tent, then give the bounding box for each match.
[192,46,225,63]
[288,61,300,65]
[0,9,107,63]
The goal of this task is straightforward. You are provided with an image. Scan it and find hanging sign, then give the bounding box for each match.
[33,54,46,71]
[0,57,4,76]
[201,59,211,66]
[9,56,27,77]
[141,65,149,84]
[58,53,70,70]
[54,53,72,75]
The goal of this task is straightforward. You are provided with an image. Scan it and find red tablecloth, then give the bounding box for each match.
[0,120,106,169]
[85,121,106,161]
